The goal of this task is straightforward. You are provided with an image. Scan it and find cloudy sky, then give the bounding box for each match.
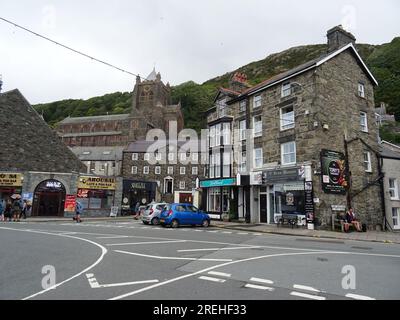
[1,0,399,104]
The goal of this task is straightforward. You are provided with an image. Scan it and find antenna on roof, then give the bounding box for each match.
[0,74,3,93]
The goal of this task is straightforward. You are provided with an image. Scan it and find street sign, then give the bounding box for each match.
[110,206,119,217]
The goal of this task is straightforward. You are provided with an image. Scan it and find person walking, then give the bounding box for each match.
[75,201,83,223]
[12,196,23,222]
[4,199,12,222]
[21,200,27,220]
[0,199,4,222]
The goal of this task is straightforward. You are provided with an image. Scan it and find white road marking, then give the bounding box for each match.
[114,250,233,262]
[194,230,203,232]
[198,276,226,283]
[244,283,274,291]
[177,246,262,252]
[207,271,231,278]
[58,232,77,235]
[96,236,130,239]
[206,231,218,233]
[253,233,263,236]
[107,240,187,246]
[290,291,326,300]
[221,231,232,234]
[345,293,376,300]
[237,232,249,235]
[249,277,274,285]
[293,284,321,293]
[0,227,108,300]
[85,274,158,288]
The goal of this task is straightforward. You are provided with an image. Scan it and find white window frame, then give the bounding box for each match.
[280,105,295,131]
[215,123,221,146]
[360,112,368,133]
[192,167,198,175]
[192,153,198,162]
[389,178,399,200]
[281,141,296,166]
[144,153,150,161]
[179,181,186,190]
[239,120,246,141]
[209,126,216,148]
[155,153,162,161]
[239,152,247,173]
[180,153,187,161]
[215,153,221,178]
[363,151,372,172]
[253,115,262,137]
[164,177,174,194]
[223,123,231,145]
[223,152,231,178]
[131,166,137,174]
[209,154,215,179]
[254,148,263,169]
[143,166,149,174]
[253,95,262,109]
[167,166,174,175]
[281,82,291,98]
[180,167,186,175]
[358,83,365,98]
[155,166,161,175]
[168,153,174,162]
[131,153,138,161]
[392,207,400,230]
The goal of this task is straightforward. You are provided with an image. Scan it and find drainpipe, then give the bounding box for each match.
[343,136,352,209]
[377,154,386,231]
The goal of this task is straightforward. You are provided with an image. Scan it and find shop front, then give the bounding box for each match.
[121,179,157,214]
[200,178,236,220]
[32,179,66,217]
[0,173,23,200]
[77,176,116,216]
[260,167,308,225]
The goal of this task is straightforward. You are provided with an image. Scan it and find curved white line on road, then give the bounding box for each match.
[114,250,233,262]
[0,226,108,300]
[109,249,400,300]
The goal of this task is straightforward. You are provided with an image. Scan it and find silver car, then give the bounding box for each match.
[142,202,167,225]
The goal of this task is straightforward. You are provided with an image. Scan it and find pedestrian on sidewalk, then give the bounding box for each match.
[75,201,83,223]
[0,199,4,222]
[4,199,12,222]
[11,195,23,222]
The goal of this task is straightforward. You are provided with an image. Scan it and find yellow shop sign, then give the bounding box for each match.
[78,176,116,190]
[0,173,23,187]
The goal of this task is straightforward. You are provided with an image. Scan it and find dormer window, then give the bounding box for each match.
[281,82,291,98]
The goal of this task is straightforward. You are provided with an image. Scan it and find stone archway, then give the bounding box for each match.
[32,179,66,217]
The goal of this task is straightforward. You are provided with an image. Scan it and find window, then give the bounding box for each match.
[358,83,365,98]
[83,151,91,155]
[192,153,198,162]
[179,181,186,190]
[143,166,149,174]
[254,148,263,169]
[168,153,174,162]
[180,153,187,161]
[209,154,215,179]
[360,112,368,132]
[180,167,186,175]
[215,123,221,146]
[281,141,296,165]
[167,166,174,175]
[363,151,372,172]
[389,179,399,199]
[392,208,400,229]
[253,95,262,109]
[281,82,291,97]
[144,153,150,161]
[215,153,221,178]
[77,189,115,210]
[132,153,138,161]
[208,187,221,212]
[155,153,162,161]
[209,126,216,147]
[223,152,231,177]
[239,100,246,112]
[155,166,161,175]
[253,116,262,137]
[223,123,231,145]
[131,166,137,174]
[164,178,173,194]
[280,105,295,130]
[103,151,111,155]
[239,120,246,141]
[239,152,247,173]
[192,167,198,175]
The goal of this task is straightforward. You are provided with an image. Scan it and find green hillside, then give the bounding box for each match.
[34,39,400,142]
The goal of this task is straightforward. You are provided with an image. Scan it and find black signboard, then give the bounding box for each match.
[320,149,348,195]
[304,181,314,223]
[262,168,301,184]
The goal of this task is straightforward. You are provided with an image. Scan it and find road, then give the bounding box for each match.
[0,219,399,300]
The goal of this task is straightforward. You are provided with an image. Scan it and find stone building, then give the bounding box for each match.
[0,89,88,217]
[202,25,384,230]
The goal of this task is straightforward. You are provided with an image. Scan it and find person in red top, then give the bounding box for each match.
[345,207,362,232]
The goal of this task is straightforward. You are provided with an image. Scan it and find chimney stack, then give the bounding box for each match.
[327,25,356,53]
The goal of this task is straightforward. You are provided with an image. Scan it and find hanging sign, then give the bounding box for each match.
[78,176,116,190]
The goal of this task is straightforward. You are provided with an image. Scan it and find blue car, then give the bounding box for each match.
[159,203,210,228]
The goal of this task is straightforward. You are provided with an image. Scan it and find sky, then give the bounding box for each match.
[1,0,399,104]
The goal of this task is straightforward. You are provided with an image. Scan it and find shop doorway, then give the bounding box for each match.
[260,194,268,223]
[179,192,193,204]
[32,180,66,217]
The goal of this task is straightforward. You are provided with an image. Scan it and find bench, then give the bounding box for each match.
[277,214,298,229]
[331,213,356,233]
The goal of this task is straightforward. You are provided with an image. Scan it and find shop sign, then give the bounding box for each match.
[331,205,346,212]
[0,173,22,187]
[131,182,146,190]
[250,172,263,185]
[200,178,236,188]
[304,181,315,223]
[262,168,302,184]
[320,149,348,195]
[78,176,116,190]
[64,195,76,212]
[22,192,33,203]
[286,192,295,206]
[46,181,62,188]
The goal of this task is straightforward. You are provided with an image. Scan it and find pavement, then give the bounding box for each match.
[20,216,400,244]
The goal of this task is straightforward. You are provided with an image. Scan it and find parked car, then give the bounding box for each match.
[159,203,210,228]
[142,202,167,225]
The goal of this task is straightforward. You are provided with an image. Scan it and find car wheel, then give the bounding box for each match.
[171,219,179,229]
[151,217,159,225]
[202,219,210,228]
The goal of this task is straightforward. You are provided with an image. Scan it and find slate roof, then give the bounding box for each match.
[0,89,87,173]
[70,146,125,161]
[58,114,129,124]
[124,140,204,153]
